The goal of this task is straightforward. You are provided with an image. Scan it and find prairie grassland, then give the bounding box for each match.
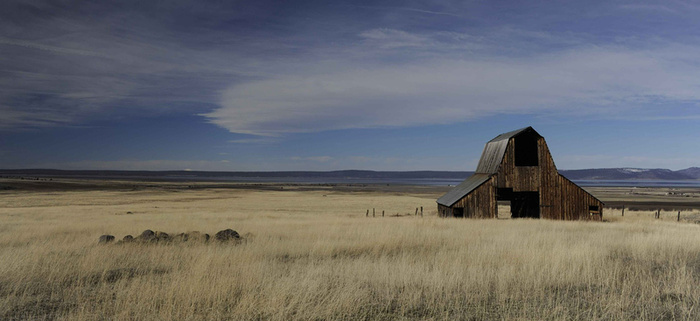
[2,185,700,320]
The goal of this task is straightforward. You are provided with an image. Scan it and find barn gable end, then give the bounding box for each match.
[437,126,603,220]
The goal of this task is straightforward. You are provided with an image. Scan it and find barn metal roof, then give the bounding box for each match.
[436,173,492,206]
[486,126,536,143]
[475,126,541,174]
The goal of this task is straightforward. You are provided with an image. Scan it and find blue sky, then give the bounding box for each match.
[2,0,700,171]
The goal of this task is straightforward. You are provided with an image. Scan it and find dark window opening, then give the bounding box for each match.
[453,207,464,218]
[589,205,600,213]
[497,188,514,200]
[514,133,539,166]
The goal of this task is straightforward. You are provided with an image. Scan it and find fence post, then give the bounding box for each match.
[678,211,681,222]
[415,208,418,216]
[421,206,423,217]
[621,205,625,217]
[366,209,369,217]
[373,208,375,217]
[382,210,384,217]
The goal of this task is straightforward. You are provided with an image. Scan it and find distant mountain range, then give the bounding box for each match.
[560,168,700,180]
[2,168,700,181]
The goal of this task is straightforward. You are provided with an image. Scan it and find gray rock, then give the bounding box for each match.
[173,231,210,243]
[154,231,169,242]
[173,232,188,242]
[98,235,115,244]
[215,229,240,242]
[137,229,156,242]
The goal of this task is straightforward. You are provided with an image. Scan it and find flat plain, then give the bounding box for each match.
[2,178,700,320]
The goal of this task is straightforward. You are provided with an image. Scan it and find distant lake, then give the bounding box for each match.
[26,174,466,186]
[574,180,700,188]
[136,176,469,186]
[194,177,700,188]
[168,176,700,187]
[9,173,700,188]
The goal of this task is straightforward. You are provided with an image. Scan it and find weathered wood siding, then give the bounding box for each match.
[496,138,548,192]
[541,139,603,220]
[492,135,603,220]
[437,204,452,217]
[537,139,561,219]
[446,176,496,218]
[439,127,603,220]
[550,175,604,220]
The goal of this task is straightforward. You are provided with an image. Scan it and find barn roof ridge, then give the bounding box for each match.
[476,126,542,174]
[487,126,539,143]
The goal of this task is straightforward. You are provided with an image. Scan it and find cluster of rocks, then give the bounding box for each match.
[98,229,242,244]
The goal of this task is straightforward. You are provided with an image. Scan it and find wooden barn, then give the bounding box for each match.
[437,127,603,220]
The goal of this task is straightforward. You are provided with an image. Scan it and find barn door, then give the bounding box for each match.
[511,192,540,218]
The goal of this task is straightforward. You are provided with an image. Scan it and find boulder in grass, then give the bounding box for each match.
[172,232,188,242]
[98,235,115,244]
[115,235,135,245]
[137,229,156,242]
[214,229,240,242]
[154,231,170,242]
[173,231,210,243]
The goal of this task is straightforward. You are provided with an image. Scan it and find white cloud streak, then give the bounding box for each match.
[205,42,700,135]
[0,1,265,129]
[359,28,431,48]
[0,38,111,58]
[229,137,280,144]
[346,5,462,17]
[290,156,334,163]
[5,0,700,138]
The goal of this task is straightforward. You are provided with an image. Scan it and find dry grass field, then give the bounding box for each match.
[3,179,700,320]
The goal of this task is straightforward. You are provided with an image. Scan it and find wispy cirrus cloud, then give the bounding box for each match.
[290,156,334,163]
[0,38,110,58]
[4,0,700,138]
[352,5,462,18]
[359,28,431,49]
[229,137,281,144]
[0,0,268,129]
[205,40,700,135]
[618,4,679,14]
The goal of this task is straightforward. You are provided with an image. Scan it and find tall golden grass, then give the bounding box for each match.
[2,187,700,320]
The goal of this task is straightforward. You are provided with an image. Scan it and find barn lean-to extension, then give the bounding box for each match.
[437,127,604,220]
